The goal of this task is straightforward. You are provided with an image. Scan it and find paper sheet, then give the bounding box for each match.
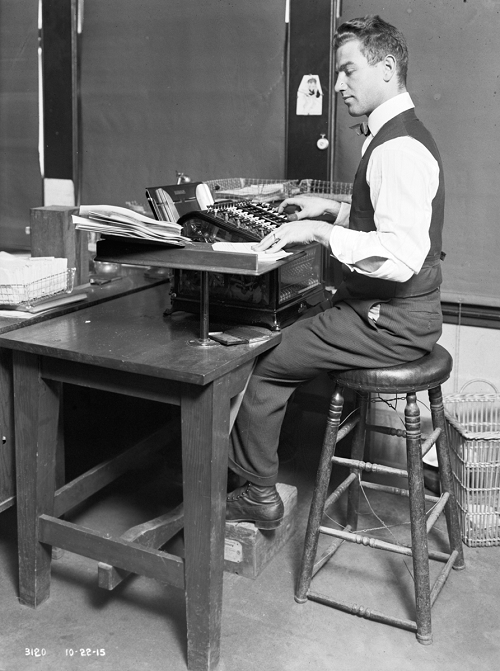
[212,242,291,263]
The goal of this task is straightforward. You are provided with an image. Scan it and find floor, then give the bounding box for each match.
[1,387,499,671]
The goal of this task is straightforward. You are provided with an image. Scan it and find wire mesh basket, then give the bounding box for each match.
[0,268,76,308]
[298,179,353,202]
[205,178,300,203]
[444,392,500,547]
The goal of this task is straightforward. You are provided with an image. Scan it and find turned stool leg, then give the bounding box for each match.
[428,386,465,570]
[346,392,370,531]
[405,392,432,645]
[295,385,344,602]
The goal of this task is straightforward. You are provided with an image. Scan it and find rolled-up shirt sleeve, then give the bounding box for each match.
[329,136,439,283]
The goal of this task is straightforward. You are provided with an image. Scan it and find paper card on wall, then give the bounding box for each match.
[296,74,323,116]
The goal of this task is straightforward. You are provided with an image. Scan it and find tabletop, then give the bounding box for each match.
[0,267,169,335]
[0,284,282,385]
[95,238,298,275]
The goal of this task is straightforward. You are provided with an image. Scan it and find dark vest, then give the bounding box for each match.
[342,108,444,301]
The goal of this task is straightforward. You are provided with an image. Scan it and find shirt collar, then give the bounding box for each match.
[367,92,414,137]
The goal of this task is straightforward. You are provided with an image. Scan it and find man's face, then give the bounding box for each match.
[335,39,387,117]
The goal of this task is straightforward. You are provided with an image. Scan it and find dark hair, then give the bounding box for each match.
[334,15,408,87]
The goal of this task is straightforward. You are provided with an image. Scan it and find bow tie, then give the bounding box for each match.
[350,122,370,137]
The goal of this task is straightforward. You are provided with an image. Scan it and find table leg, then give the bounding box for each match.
[13,351,60,607]
[181,377,230,671]
[0,347,15,513]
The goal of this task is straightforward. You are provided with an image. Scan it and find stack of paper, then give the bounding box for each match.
[73,205,190,246]
[0,253,69,305]
[215,183,288,203]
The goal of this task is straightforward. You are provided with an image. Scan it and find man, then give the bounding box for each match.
[226,15,445,529]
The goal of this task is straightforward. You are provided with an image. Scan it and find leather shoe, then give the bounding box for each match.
[227,468,246,492]
[226,482,284,530]
[423,464,441,496]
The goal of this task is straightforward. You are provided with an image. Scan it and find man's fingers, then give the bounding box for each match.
[253,230,279,251]
[278,197,302,214]
[277,199,291,213]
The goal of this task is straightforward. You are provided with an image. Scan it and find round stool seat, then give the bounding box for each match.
[330,344,452,394]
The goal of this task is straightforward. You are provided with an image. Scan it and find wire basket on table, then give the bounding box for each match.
[205,178,300,203]
[298,179,353,202]
[0,268,76,309]
[444,392,500,547]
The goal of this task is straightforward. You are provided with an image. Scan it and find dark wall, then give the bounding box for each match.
[79,0,287,210]
[334,0,500,308]
[0,0,287,249]
[0,1,40,250]
[2,0,499,310]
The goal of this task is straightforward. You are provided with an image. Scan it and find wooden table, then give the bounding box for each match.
[0,268,170,513]
[0,284,280,670]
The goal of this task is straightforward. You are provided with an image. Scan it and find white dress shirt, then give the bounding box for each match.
[330,92,440,283]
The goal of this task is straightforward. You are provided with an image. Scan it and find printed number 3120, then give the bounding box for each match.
[25,649,47,657]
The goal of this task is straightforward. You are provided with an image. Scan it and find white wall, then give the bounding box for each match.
[370,323,500,470]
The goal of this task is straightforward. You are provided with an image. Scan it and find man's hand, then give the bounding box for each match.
[278,195,342,221]
[253,220,334,253]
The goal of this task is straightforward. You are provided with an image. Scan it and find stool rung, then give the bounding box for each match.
[367,423,407,439]
[426,492,449,533]
[336,412,360,443]
[388,540,452,564]
[312,524,353,578]
[421,428,441,457]
[319,526,414,557]
[318,526,452,564]
[324,473,357,511]
[307,591,417,633]
[331,456,408,478]
[361,480,440,503]
[365,426,441,460]
[430,550,459,606]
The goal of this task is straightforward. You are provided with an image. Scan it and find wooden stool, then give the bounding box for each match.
[295,344,465,645]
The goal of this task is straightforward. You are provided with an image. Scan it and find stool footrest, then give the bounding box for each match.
[331,456,408,478]
[307,590,418,633]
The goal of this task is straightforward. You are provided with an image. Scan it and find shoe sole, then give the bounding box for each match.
[228,517,284,530]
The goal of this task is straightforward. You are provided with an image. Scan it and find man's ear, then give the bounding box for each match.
[382,54,397,82]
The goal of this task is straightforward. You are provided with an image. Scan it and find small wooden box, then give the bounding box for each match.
[224,483,297,579]
[30,206,89,286]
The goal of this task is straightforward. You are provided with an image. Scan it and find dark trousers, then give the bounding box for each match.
[229,291,442,485]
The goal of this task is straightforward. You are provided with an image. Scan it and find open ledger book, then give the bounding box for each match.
[73,205,191,246]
